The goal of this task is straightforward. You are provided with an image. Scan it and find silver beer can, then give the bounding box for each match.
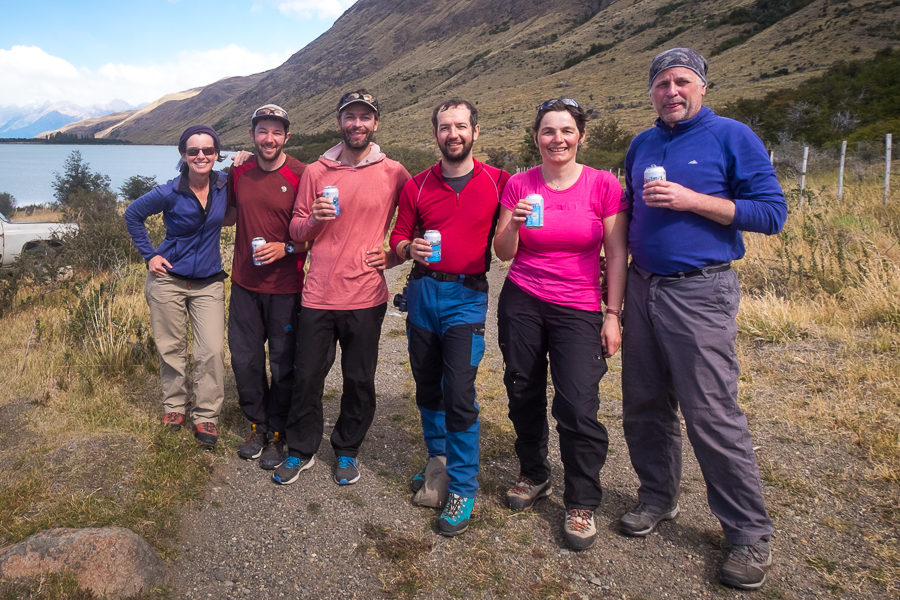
[251,237,266,266]
[322,185,339,216]
[524,194,544,228]
[424,230,441,263]
[644,164,666,183]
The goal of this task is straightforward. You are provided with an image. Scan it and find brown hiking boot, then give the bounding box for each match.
[506,475,552,510]
[193,422,218,448]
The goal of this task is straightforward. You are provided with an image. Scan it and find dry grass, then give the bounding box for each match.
[0,264,214,599]
[0,171,898,597]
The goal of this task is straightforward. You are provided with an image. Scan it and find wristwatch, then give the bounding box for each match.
[284,242,295,254]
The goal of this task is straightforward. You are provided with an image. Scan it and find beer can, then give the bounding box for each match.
[322,185,340,216]
[251,237,266,266]
[424,230,441,263]
[644,164,666,183]
[524,194,544,228]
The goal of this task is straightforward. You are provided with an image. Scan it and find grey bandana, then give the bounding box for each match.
[648,48,708,88]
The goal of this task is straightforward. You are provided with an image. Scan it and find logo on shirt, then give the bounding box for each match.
[281,185,288,193]
[688,160,699,165]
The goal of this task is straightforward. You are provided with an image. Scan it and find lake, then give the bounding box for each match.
[0,144,235,207]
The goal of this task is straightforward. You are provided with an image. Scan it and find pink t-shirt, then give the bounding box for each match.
[500,165,626,311]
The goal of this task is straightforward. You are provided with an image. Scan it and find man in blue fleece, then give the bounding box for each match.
[618,48,786,591]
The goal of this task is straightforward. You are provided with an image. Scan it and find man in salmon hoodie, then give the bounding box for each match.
[273,90,411,488]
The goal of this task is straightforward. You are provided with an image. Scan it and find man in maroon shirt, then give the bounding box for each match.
[226,104,308,469]
[390,98,510,535]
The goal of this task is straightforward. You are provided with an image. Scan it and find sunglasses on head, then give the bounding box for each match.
[252,106,288,120]
[185,147,218,157]
[340,91,377,105]
[538,98,580,111]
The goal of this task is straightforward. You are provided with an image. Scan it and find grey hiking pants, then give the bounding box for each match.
[621,264,774,545]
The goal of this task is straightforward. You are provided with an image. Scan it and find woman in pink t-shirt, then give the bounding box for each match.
[493,98,628,551]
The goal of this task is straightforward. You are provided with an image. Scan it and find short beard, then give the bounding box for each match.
[342,128,374,150]
[439,138,473,164]
[255,142,283,161]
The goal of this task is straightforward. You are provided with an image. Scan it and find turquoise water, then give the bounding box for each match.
[0,144,235,206]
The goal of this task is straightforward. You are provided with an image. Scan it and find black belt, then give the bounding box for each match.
[656,263,731,279]
[411,263,486,283]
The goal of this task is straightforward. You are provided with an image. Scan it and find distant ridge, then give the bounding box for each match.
[47,0,900,150]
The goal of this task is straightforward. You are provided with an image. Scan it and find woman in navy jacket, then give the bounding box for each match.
[125,125,228,447]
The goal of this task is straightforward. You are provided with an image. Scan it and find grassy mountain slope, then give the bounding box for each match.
[52,0,900,151]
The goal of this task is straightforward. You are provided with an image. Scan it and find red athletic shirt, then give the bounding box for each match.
[390,160,510,275]
[228,155,307,294]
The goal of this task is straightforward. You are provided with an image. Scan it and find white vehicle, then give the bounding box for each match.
[0,211,78,267]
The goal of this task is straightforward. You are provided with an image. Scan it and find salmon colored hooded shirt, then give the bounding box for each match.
[290,142,410,310]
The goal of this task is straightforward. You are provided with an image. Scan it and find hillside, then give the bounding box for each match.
[50,0,900,151]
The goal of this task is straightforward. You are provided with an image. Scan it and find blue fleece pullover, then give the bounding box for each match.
[625,106,786,275]
[124,170,228,279]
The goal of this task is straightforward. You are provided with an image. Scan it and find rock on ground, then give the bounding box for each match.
[0,526,166,599]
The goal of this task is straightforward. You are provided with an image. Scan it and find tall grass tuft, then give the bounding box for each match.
[65,273,154,377]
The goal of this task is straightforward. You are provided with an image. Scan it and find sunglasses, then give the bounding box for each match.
[185,147,218,157]
[538,98,580,111]
[252,106,288,120]
[340,91,379,109]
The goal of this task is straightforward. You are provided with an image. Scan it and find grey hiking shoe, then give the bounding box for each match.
[333,455,360,485]
[720,539,773,590]
[237,424,266,460]
[563,508,597,550]
[619,502,680,537]
[272,455,315,485]
[506,475,552,510]
[259,432,286,470]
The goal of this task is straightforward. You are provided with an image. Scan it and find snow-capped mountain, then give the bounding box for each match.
[0,100,138,138]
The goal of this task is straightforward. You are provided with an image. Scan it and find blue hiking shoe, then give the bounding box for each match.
[272,455,315,485]
[439,492,474,536]
[333,455,360,485]
[410,467,426,493]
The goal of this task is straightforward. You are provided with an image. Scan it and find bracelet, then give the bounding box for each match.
[605,307,621,317]
[400,242,411,260]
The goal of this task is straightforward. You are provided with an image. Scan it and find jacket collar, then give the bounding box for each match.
[430,158,483,181]
[320,141,385,168]
[654,105,713,133]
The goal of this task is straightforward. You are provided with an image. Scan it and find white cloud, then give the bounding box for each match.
[0,44,293,108]
[277,0,355,20]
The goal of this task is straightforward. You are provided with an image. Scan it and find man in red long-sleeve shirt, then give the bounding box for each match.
[390,98,510,536]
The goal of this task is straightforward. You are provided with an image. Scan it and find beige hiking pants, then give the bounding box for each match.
[145,273,225,425]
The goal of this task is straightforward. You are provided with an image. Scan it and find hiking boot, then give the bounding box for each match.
[161,412,184,429]
[619,502,680,537]
[193,422,218,448]
[506,475,552,510]
[333,455,360,485]
[720,539,773,590]
[237,424,266,460]
[439,493,474,537]
[410,467,426,493]
[272,455,315,485]
[564,508,597,550]
[259,432,286,470]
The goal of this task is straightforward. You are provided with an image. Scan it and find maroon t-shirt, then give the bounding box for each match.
[228,155,307,293]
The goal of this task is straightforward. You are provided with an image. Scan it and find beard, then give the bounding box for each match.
[255,141,284,162]
[342,127,375,150]
[438,137,473,164]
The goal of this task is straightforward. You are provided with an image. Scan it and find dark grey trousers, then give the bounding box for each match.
[621,264,774,545]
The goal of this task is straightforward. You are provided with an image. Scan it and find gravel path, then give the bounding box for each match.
[170,264,891,599]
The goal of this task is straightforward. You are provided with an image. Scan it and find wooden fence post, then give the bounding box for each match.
[800,145,809,205]
[838,140,847,201]
[885,134,893,205]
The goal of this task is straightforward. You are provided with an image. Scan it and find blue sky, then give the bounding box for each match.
[0,0,355,108]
